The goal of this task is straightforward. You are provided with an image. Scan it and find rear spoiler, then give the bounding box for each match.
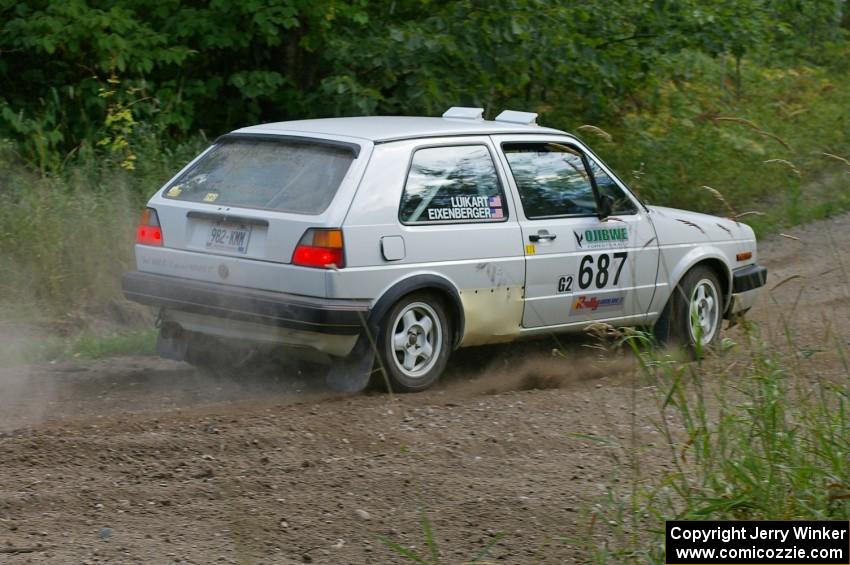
[213,132,362,158]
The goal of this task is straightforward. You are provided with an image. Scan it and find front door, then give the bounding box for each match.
[492,135,660,329]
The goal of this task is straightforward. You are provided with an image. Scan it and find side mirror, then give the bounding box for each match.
[598,194,614,219]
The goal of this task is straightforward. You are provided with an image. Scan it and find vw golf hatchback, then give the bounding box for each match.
[123,108,767,391]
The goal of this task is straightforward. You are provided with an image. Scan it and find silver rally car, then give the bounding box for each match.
[123,107,767,391]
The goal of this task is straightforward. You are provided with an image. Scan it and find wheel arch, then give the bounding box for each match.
[667,248,732,312]
[369,274,465,349]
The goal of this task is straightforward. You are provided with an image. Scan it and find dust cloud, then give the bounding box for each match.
[0,327,59,431]
[440,340,636,397]
[0,337,331,434]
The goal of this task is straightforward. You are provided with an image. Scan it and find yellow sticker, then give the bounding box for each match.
[525,244,536,255]
[203,192,219,202]
[166,185,182,197]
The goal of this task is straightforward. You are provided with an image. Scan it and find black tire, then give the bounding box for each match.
[653,265,724,355]
[375,292,452,392]
[184,332,254,378]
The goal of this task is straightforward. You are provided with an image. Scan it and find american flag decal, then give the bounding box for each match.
[490,207,504,219]
[489,195,502,207]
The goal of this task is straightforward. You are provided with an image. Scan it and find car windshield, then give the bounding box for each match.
[163,137,355,214]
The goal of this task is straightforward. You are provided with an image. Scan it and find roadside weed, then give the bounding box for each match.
[378,504,502,564]
[582,322,850,563]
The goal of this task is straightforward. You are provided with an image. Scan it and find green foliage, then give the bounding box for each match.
[569,51,850,235]
[97,74,141,170]
[2,0,847,169]
[582,325,850,564]
[0,136,203,323]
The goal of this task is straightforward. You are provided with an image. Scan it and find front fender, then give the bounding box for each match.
[654,245,733,314]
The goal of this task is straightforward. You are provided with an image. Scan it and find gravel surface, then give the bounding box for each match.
[1,213,848,564]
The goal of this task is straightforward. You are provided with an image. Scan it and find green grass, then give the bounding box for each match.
[378,504,503,564]
[577,323,850,564]
[0,134,205,320]
[69,328,157,359]
[0,328,157,366]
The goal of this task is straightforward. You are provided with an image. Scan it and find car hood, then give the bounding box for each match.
[646,205,755,245]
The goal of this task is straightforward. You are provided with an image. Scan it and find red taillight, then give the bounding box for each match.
[292,229,345,268]
[136,208,163,246]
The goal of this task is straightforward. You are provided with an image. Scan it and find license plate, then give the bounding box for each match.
[206,221,252,254]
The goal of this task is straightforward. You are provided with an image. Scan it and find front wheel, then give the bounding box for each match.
[376,292,451,392]
[654,265,723,355]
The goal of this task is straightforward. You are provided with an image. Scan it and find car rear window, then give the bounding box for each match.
[163,137,355,214]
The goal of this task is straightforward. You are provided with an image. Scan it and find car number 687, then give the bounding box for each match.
[557,252,629,294]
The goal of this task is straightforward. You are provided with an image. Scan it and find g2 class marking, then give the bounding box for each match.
[556,275,574,294]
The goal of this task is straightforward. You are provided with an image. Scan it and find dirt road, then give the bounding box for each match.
[1,213,849,564]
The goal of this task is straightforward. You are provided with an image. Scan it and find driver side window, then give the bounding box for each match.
[586,157,638,215]
[502,142,597,219]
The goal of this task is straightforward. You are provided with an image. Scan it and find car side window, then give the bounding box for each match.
[502,142,597,219]
[586,157,638,215]
[399,145,507,224]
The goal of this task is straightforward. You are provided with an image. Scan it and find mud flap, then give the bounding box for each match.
[325,355,374,393]
[651,298,673,345]
[324,339,375,393]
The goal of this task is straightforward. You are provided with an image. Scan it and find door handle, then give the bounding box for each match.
[529,230,557,242]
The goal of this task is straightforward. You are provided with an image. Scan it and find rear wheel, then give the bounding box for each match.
[653,265,723,355]
[184,332,255,378]
[376,292,451,392]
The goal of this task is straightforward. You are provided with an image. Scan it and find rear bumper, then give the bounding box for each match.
[122,271,369,335]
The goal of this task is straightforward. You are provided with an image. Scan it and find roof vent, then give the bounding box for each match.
[442,107,484,120]
[495,110,538,125]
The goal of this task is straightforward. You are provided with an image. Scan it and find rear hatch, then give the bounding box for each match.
[138,133,370,295]
[155,134,361,262]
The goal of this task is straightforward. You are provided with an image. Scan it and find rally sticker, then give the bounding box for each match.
[571,295,625,312]
[574,226,629,249]
[427,195,504,221]
[166,184,183,197]
[203,192,219,202]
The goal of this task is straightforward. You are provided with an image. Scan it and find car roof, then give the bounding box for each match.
[233,116,566,143]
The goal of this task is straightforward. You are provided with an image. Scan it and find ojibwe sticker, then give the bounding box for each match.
[574,226,629,249]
